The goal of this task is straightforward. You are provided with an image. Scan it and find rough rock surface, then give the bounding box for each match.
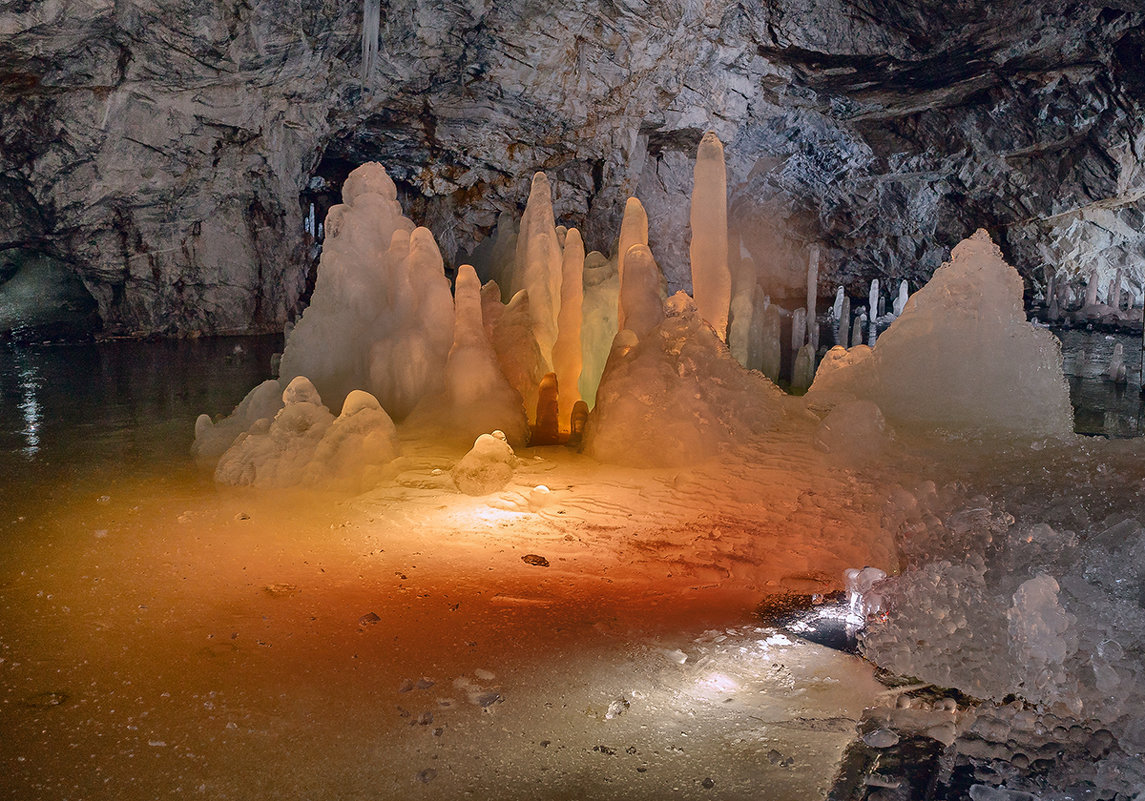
[1,0,1143,335]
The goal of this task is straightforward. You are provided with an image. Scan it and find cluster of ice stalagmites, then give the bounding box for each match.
[807,230,1074,436]
[213,376,398,488]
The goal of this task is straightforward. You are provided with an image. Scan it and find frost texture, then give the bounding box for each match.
[806,230,1072,435]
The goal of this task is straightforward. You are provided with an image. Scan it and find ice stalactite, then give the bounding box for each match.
[552,228,585,432]
[361,0,381,82]
[616,197,648,329]
[689,131,730,341]
[619,244,664,339]
[513,173,564,369]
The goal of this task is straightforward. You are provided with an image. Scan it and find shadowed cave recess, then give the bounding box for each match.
[3,2,1145,801]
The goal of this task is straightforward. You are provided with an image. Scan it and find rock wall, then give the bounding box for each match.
[1,0,1142,335]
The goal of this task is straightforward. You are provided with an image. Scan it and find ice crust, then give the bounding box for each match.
[807,230,1073,435]
[451,431,516,495]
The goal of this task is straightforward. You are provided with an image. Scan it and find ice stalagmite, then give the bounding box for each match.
[616,197,648,329]
[513,173,563,368]
[728,289,754,367]
[489,289,548,425]
[619,244,664,339]
[867,278,879,346]
[760,302,782,382]
[806,245,820,351]
[421,265,528,446]
[893,279,910,317]
[806,230,1073,435]
[689,131,731,341]
[579,252,619,407]
[552,228,585,431]
[367,227,454,419]
[838,295,851,348]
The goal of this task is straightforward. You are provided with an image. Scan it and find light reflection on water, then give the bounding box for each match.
[12,349,42,458]
[1055,328,1145,437]
[0,336,282,525]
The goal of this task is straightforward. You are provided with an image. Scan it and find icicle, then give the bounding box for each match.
[361,0,381,82]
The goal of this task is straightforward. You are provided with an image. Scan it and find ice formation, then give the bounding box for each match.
[276,164,453,420]
[616,198,649,326]
[579,251,619,407]
[451,431,516,495]
[806,230,1073,435]
[214,377,397,488]
[689,131,731,341]
[512,172,563,368]
[411,265,529,446]
[806,245,820,350]
[552,228,585,431]
[618,244,664,339]
[585,293,788,467]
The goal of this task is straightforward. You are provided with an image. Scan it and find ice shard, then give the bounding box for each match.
[616,197,648,329]
[689,131,731,341]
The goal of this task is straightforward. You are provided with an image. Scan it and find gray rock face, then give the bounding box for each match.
[1,0,1142,335]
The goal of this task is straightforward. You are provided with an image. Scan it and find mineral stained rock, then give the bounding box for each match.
[1,0,1142,335]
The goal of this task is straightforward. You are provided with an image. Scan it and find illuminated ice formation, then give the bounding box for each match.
[552,228,585,431]
[277,164,453,419]
[484,285,547,426]
[214,377,397,488]
[806,230,1073,435]
[616,197,649,329]
[760,302,782,382]
[689,131,731,341]
[791,343,815,392]
[892,279,909,317]
[512,172,563,368]
[618,244,664,339]
[813,399,890,463]
[194,379,283,460]
[451,431,516,495]
[412,265,529,446]
[585,293,787,467]
[579,251,619,406]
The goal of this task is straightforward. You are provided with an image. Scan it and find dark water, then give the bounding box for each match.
[1055,328,1145,437]
[0,336,282,521]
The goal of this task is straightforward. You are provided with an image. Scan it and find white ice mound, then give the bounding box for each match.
[277,163,453,419]
[585,293,787,467]
[215,378,398,488]
[451,431,516,496]
[805,230,1073,436]
[193,378,284,460]
[215,376,335,487]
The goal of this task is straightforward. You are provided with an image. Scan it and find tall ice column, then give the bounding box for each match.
[689,131,731,341]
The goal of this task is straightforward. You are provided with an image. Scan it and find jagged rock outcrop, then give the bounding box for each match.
[1,0,1142,336]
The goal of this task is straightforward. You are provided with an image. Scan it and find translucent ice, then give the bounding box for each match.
[805,230,1072,436]
[689,131,731,341]
[552,229,585,431]
[452,431,516,495]
[585,293,786,467]
[512,173,563,368]
[618,244,664,339]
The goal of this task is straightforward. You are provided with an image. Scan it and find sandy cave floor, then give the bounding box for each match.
[0,419,905,801]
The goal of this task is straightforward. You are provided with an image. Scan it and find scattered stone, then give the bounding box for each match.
[263,583,298,597]
[702,777,716,789]
[593,745,616,756]
[521,553,550,567]
[359,612,381,626]
[605,697,630,720]
[416,768,437,783]
[235,512,250,521]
